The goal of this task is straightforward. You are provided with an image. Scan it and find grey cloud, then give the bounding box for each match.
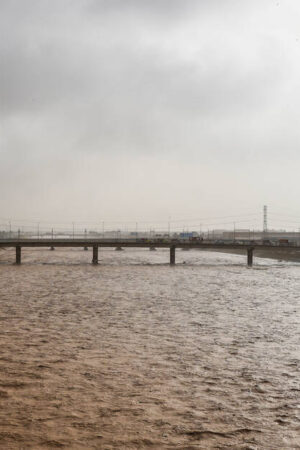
[1,0,300,223]
[1,0,287,120]
[86,0,202,18]
[86,0,263,19]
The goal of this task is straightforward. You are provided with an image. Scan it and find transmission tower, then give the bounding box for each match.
[263,205,268,233]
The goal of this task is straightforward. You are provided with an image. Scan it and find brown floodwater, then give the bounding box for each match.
[0,247,299,449]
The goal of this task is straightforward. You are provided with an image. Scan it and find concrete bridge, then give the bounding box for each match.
[1,238,299,266]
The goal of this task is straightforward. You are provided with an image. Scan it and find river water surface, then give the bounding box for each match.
[0,248,299,449]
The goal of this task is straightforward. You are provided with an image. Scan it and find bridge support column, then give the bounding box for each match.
[92,246,98,264]
[16,246,21,264]
[247,248,253,267]
[170,246,176,265]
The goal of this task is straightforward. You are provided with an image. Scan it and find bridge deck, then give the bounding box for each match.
[0,239,298,251]
[1,239,299,266]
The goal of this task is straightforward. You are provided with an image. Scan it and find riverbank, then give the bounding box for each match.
[209,247,300,263]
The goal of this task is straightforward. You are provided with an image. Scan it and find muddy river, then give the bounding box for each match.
[0,248,299,449]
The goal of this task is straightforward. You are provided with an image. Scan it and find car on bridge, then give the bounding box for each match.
[262,239,272,245]
[278,239,289,245]
[188,236,203,242]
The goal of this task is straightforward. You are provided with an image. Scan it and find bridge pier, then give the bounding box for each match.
[92,245,98,264]
[247,248,254,267]
[16,246,21,264]
[170,246,176,265]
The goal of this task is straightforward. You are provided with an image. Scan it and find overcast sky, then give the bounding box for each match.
[1,0,300,231]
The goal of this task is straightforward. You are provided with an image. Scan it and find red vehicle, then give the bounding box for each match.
[279,239,289,245]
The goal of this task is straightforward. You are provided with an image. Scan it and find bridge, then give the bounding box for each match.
[1,238,299,266]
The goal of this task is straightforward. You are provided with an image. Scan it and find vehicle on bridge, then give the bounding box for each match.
[262,239,272,245]
[278,239,289,245]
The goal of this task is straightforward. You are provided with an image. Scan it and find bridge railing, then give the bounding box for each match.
[0,234,299,247]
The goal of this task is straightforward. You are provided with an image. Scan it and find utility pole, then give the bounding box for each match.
[263,205,268,239]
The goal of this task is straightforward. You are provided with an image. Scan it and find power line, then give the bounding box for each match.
[0,212,261,227]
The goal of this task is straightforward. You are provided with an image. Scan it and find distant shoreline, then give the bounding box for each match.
[207,247,300,263]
